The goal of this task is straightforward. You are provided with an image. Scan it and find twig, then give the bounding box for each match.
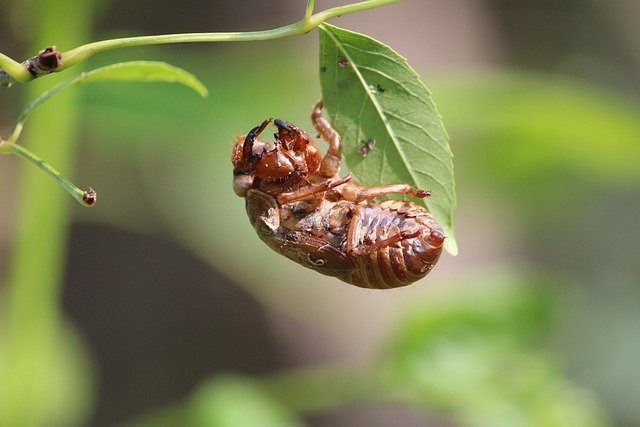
[0,0,400,86]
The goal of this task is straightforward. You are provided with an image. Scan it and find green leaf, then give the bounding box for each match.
[77,61,209,97]
[9,61,207,142]
[318,23,457,255]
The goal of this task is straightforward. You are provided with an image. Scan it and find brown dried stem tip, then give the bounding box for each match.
[26,46,62,78]
[82,187,97,206]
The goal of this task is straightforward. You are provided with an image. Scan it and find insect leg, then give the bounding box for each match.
[342,183,431,203]
[312,100,342,178]
[276,175,352,204]
[274,119,310,152]
[367,230,420,252]
[242,118,272,164]
[347,206,418,254]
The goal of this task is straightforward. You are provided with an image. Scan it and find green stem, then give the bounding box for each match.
[305,0,316,21]
[59,23,308,69]
[0,0,94,425]
[0,0,401,83]
[3,142,95,207]
[0,52,32,83]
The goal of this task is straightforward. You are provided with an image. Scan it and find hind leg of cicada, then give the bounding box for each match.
[312,100,342,178]
[242,117,272,164]
[342,183,431,203]
[277,175,352,204]
[365,230,421,253]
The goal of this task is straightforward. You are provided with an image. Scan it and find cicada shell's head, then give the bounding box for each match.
[231,117,323,198]
[231,134,265,197]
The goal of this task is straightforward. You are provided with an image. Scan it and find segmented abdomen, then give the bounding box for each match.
[346,200,444,289]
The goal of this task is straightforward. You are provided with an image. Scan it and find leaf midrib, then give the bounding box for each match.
[320,26,420,192]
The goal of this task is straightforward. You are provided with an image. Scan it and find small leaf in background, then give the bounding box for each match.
[10,61,207,142]
[79,61,208,97]
[2,61,207,206]
[318,23,457,255]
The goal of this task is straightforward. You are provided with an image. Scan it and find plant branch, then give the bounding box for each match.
[0,52,33,84]
[0,0,401,86]
[1,142,96,206]
[305,0,316,21]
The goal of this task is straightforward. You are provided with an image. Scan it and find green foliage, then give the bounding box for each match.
[319,23,457,255]
[380,277,608,427]
[188,376,304,427]
[0,1,94,425]
[0,323,94,427]
[4,1,635,426]
[72,61,208,96]
[9,61,206,144]
[0,0,402,84]
[120,276,610,427]
[64,50,635,426]
[433,72,640,188]
[1,61,206,205]
[87,57,628,425]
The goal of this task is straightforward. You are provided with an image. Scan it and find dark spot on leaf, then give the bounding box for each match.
[320,66,327,72]
[338,57,350,68]
[377,84,386,93]
[358,138,376,157]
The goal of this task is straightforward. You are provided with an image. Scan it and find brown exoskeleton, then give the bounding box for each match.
[231,101,445,289]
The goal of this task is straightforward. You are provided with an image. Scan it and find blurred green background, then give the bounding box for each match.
[1,1,639,426]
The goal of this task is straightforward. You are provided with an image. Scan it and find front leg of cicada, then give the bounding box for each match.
[365,229,421,253]
[273,118,310,152]
[232,121,270,198]
[242,117,272,165]
[312,100,342,178]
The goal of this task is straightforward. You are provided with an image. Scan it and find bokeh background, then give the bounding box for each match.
[1,1,639,426]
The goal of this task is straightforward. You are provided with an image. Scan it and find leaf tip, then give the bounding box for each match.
[444,239,458,256]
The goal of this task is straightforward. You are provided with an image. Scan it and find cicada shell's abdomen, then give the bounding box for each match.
[346,200,445,289]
